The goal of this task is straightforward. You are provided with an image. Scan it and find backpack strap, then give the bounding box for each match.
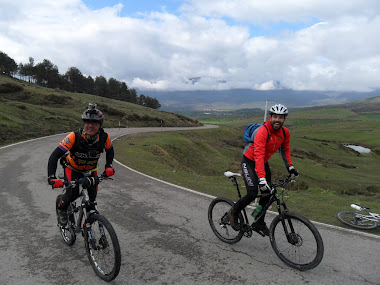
[98,128,107,153]
[263,124,270,142]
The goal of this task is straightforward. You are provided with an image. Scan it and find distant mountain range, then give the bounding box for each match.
[137,89,380,111]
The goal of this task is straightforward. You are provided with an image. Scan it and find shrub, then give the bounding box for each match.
[0,82,24,93]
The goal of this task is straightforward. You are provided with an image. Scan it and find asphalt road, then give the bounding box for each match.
[0,126,379,285]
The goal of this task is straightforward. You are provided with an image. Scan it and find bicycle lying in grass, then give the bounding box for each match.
[208,171,324,271]
[55,172,121,282]
[337,204,380,230]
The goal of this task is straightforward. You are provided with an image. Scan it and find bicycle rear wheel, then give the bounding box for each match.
[84,214,121,282]
[208,197,244,244]
[337,211,377,230]
[56,195,76,246]
[270,212,324,271]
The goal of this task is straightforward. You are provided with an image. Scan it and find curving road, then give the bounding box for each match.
[0,126,379,285]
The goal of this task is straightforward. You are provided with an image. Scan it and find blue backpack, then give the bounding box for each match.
[243,123,268,143]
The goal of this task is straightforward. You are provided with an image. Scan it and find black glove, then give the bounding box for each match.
[288,166,299,177]
[81,176,100,188]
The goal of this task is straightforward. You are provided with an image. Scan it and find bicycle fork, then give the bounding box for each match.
[86,224,98,250]
[273,199,300,245]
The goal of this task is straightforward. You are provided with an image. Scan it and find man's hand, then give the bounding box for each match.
[288,166,299,177]
[259,178,271,192]
[103,166,115,177]
[48,176,63,189]
[82,176,100,188]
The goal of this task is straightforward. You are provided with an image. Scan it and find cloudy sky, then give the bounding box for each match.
[1,0,379,92]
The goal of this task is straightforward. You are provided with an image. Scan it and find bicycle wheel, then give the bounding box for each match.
[84,214,121,282]
[56,195,76,246]
[208,197,244,244]
[337,211,377,230]
[270,212,324,271]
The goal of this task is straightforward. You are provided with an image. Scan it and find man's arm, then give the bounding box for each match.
[254,125,269,178]
[280,127,292,169]
[47,147,66,177]
[103,133,115,177]
[47,132,75,178]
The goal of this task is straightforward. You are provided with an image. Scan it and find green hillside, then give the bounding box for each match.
[113,99,380,232]
[0,75,201,146]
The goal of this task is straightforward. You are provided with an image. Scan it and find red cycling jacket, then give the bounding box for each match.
[244,119,293,178]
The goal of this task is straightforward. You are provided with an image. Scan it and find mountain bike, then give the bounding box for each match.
[55,172,121,282]
[337,204,380,230]
[208,171,324,271]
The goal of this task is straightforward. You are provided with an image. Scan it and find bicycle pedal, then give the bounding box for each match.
[256,230,266,237]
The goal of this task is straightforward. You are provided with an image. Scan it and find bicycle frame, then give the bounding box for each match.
[230,175,291,225]
[354,212,380,224]
[66,187,93,234]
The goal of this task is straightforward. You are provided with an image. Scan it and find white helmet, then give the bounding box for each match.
[269,104,288,116]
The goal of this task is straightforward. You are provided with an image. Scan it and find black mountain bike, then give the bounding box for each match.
[208,171,324,271]
[55,173,121,282]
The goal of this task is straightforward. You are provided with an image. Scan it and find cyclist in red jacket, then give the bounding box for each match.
[47,103,115,225]
[228,104,298,235]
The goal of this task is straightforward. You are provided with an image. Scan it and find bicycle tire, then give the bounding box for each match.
[269,212,324,271]
[208,197,244,244]
[84,214,121,282]
[337,211,377,230]
[56,194,76,246]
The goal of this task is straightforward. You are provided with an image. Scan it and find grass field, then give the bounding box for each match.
[0,75,201,146]
[113,106,380,234]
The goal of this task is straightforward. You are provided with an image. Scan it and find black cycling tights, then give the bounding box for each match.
[232,155,271,223]
[59,167,97,211]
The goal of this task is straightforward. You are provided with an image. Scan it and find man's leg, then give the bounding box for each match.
[57,167,80,225]
[87,171,98,214]
[253,162,271,235]
[229,156,259,230]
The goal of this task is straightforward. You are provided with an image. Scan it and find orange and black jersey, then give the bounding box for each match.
[48,128,114,176]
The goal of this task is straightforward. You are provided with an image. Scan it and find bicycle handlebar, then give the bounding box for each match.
[270,174,296,188]
[74,173,112,186]
[53,173,112,189]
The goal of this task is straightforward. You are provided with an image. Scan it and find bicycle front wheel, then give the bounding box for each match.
[84,214,121,282]
[208,197,244,244]
[337,211,377,230]
[270,212,324,271]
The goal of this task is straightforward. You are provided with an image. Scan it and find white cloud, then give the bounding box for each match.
[0,0,380,91]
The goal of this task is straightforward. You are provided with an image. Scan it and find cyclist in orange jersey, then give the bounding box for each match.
[47,103,115,225]
[228,104,299,235]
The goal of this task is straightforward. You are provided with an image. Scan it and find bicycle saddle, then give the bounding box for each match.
[224,171,241,178]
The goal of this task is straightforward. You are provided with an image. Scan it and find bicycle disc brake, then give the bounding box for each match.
[288,233,303,246]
